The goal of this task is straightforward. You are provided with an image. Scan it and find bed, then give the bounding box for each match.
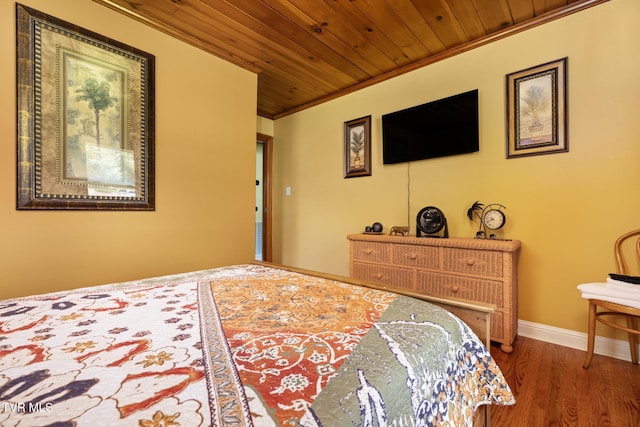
[0,262,514,426]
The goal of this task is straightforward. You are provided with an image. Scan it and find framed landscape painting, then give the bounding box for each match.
[16,4,155,210]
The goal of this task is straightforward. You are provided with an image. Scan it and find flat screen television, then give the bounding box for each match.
[382,89,479,164]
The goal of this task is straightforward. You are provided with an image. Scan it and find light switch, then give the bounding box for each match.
[285,186,291,196]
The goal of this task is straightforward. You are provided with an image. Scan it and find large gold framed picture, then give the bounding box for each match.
[16,4,155,210]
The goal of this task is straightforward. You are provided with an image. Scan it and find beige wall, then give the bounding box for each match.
[272,0,640,337]
[257,117,274,136]
[0,0,257,298]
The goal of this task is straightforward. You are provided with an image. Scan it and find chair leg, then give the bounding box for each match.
[583,301,597,369]
[627,316,638,364]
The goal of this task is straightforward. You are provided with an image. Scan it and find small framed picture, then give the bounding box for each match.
[344,115,371,178]
[506,58,568,159]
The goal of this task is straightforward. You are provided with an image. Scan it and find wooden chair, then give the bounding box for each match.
[583,229,640,368]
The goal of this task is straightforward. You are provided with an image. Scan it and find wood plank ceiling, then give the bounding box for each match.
[93,0,607,119]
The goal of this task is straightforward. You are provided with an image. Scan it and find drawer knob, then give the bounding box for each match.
[466,258,475,265]
[365,248,373,254]
[452,285,459,292]
[410,253,417,259]
[374,273,383,279]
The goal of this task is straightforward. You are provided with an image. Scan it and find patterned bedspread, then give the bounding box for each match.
[0,264,514,426]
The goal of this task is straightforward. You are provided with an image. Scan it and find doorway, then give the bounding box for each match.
[256,133,272,261]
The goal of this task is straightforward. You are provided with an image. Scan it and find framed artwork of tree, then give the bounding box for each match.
[506,57,568,159]
[344,115,371,178]
[16,4,155,210]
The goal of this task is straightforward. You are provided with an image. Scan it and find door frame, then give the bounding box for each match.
[257,133,273,262]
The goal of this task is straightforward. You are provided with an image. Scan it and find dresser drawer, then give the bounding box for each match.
[392,244,439,268]
[415,271,504,307]
[442,248,503,277]
[351,241,389,263]
[351,262,413,289]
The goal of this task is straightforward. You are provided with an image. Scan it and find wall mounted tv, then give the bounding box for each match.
[382,89,479,164]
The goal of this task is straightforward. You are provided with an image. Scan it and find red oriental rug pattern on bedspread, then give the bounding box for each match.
[208,266,396,425]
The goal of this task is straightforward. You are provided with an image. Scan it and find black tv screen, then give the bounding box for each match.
[382,89,479,164]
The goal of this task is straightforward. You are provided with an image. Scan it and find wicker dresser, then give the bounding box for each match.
[348,233,521,352]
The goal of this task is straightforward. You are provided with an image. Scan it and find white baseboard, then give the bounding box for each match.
[517,320,639,363]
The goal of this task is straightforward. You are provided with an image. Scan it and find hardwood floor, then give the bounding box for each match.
[488,336,640,426]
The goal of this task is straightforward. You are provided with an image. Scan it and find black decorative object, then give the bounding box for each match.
[363,222,384,234]
[467,201,485,238]
[416,207,448,238]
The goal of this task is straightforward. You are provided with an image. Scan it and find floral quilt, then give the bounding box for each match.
[0,264,514,426]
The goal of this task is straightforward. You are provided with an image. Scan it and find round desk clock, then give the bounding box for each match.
[482,204,506,231]
[416,206,448,238]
